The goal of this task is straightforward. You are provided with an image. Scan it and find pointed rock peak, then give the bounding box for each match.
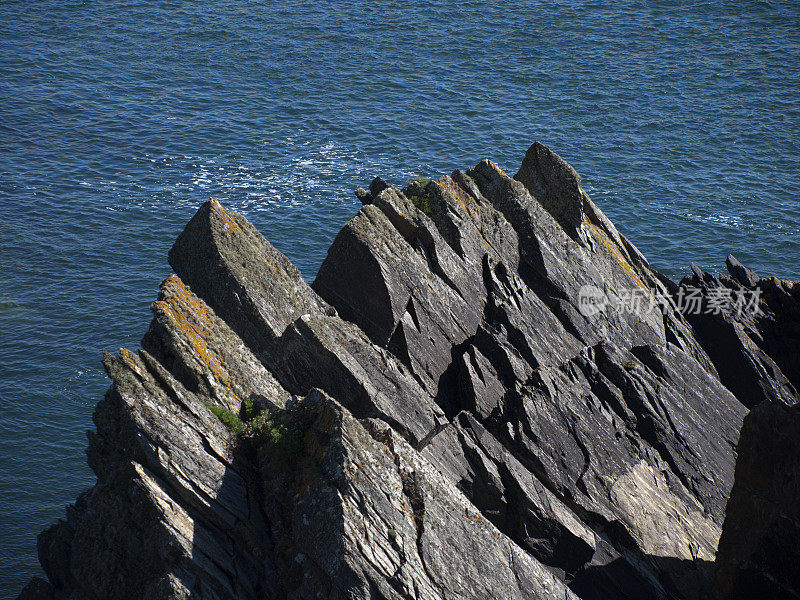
[471,158,508,180]
[515,141,581,189]
[688,262,717,287]
[354,187,372,205]
[182,196,243,237]
[159,272,184,290]
[154,273,206,310]
[369,176,390,198]
[465,159,525,209]
[115,347,148,381]
[514,141,590,246]
[726,254,760,288]
[169,199,329,355]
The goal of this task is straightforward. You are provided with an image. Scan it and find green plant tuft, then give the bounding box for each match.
[241,397,258,422]
[404,176,434,217]
[206,403,245,435]
[206,400,302,461]
[408,194,432,216]
[242,411,302,460]
[407,176,431,187]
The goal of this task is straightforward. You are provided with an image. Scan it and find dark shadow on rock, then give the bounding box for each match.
[185,444,273,600]
[570,554,715,600]
[715,514,800,600]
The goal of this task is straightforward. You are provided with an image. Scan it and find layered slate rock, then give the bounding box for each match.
[513,141,591,246]
[680,257,800,408]
[36,283,278,600]
[168,197,332,358]
[275,313,447,446]
[170,198,446,447]
[142,274,290,413]
[262,390,578,599]
[314,144,750,597]
[20,142,800,600]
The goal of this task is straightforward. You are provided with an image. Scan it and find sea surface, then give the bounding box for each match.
[1,0,799,594]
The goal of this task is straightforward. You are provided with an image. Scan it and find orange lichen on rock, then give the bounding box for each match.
[151,274,237,398]
[486,160,508,177]
[586,218,646,290]
[119,348,145,379]
[436,176,469,210]
[209,197,242,236]
[436,176,479,221]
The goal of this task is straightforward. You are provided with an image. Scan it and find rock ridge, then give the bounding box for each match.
[18,142,799,600]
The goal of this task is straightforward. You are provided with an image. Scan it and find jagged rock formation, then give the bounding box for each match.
[679,258,800,408]
[18,143,798,600]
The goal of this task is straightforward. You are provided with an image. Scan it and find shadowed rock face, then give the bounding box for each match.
[712,401,800,600]
[18,143,798,600]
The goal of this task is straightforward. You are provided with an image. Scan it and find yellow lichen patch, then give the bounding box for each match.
[487,160,508,177]
[436,176,476,219]
[586,218,646,290]
[152,275,238,400]
[434,177,494,252]
[209,197,242,236]
[119,348,145,379]
[464,507,485,527]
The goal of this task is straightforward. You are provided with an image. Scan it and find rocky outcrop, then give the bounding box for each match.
[679,257,800,408]
[19,143,798,600]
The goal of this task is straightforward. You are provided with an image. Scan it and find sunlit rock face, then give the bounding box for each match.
[20,143,798,600]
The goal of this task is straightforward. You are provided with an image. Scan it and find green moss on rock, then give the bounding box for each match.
[403,176,434,217]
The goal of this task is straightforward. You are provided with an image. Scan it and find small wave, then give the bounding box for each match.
[684,212,744,230]
[121,137,405,216]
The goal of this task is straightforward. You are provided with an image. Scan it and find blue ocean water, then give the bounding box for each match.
[1,0,798,593]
